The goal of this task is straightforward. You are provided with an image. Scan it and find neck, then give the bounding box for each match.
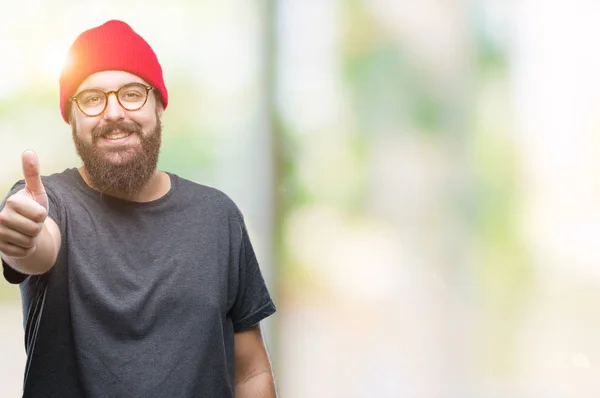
[78,167,171,202]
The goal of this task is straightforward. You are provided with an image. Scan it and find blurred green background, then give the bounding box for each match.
[2,0,600,397]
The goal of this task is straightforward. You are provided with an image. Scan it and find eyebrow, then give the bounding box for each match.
[78,82,144,91]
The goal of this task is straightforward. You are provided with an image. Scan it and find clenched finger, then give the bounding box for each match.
[0,211,44,237]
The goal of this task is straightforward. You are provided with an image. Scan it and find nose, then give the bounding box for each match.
[103,92,125,121]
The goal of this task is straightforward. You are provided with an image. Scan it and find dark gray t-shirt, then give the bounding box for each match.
[1,168,276,397]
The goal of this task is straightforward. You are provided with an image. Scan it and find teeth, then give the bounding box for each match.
[106,132,130,140]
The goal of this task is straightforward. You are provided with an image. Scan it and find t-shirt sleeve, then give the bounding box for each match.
[229,220,276,332]
[1,179,62,285]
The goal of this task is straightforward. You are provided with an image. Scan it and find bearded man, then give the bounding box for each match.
[0,20,277,398]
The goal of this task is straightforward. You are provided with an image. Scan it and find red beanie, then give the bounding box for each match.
[59,20,168,123]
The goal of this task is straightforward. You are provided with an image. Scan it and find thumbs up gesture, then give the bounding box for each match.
[0,150,49,259]
[22,150,48,210]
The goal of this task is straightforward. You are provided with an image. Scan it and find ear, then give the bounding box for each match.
[70,104,79,127]
[156,102,164,119]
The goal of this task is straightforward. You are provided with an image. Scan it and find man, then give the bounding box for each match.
[0,20,277,397]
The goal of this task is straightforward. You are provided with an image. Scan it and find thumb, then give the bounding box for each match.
[22,150,48,210]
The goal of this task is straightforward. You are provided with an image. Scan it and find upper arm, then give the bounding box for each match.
[234,324,273,384]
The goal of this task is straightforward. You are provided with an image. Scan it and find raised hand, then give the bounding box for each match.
[0,150,49,259]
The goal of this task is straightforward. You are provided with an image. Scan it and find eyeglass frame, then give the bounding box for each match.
[70,83,154,117]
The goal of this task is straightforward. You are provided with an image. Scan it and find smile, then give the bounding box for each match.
[103,130,131,140]
[98,130,136,145]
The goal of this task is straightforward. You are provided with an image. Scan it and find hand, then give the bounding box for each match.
[0,150,49,259]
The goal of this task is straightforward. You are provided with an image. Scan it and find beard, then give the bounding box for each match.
[72,112,162,195]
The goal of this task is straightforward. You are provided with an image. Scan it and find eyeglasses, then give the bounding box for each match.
[70,83,154,117]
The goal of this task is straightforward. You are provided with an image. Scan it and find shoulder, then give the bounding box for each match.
[170,174,244,222]
[37,168,82,200]
[37,168,79,190]
[6,168,77,197]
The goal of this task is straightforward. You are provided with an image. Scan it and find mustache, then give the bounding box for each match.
[92,122,143,140]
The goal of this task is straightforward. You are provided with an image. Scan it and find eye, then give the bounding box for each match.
[124,92,142,99]
[81,96,103,105]
[76,89,105,107]
[119,89,145,102]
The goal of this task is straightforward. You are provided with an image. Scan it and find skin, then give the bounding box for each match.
[0,70,277,397]
[234,324,278,397]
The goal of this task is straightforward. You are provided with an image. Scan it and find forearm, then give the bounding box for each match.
[235,371,277,398]
[2,221,59,275]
